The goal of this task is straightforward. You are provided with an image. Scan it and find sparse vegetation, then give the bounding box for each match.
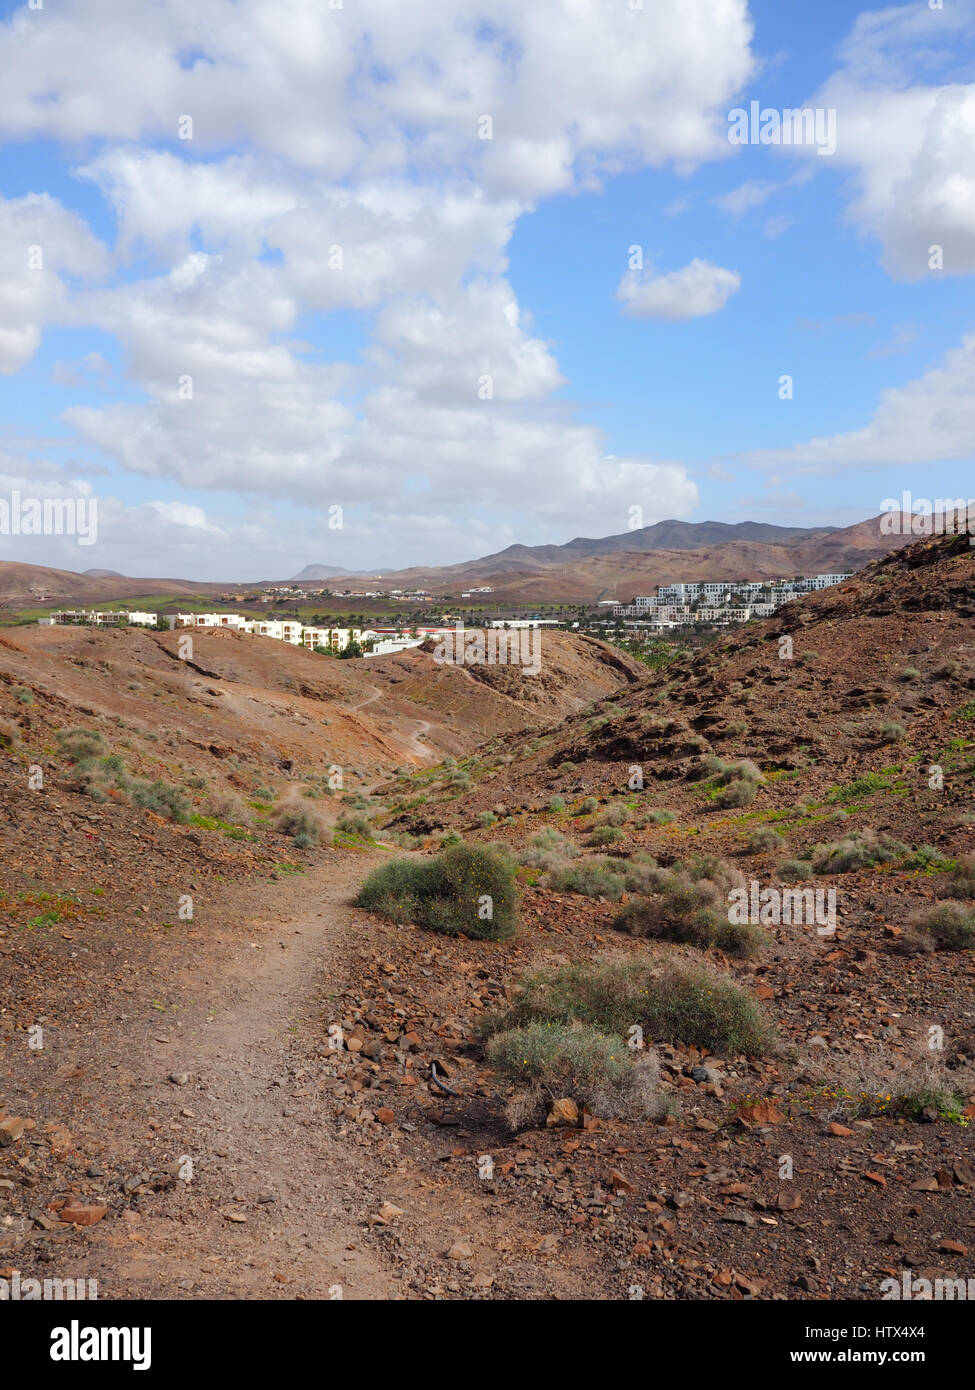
[336,813,373,840]
[812,827,908,874]
[778,859,814,882]
[616,866,763,957]
[207,792,253,826]
[713,777,758,808]
[482,958,773,1056]
[589,824,624,846]
[944,854,975,900]
[878,721,906,744]
[914,902,975,951]
[545,861,625,900]
[356,843,519,940]
[485,1023,667,1128]
[273,799,326,848]
[131,779,191,823]
[56,727,107,762]
[747,825,784,852]
[521,827,581,872]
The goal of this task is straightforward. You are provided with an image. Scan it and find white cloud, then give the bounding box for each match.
[783,5,975,280]
[617,258,741,320]
[741,331,975,473]
[0,0,758,567]
[0,194,107,374]
[1,0,755,195]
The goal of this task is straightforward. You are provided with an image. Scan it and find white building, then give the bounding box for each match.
[363,637,425,657]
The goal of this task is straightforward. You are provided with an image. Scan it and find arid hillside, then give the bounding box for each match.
[0,621,640,928]
[3,537,975,1303]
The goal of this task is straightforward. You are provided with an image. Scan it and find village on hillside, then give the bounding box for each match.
[36,572,855,655]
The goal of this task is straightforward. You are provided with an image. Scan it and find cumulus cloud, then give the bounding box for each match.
[0,0,759,569]
[0,194,108,373]
[781,5,975,280]
[616,258,741,320]
[0,0,754,194]
[740,331,975,473]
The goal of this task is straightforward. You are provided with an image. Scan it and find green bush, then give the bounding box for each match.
[132,779,191,823]
[521,827,581,872]
[813,827,908,874]
[704,756,764,787]
[356,843,519,941]
[714,777,758,808]
[617,852,661,893]
[640,808,675,826]
[273,801,325,847]
[483,958,773,1056]
[476,810,497,828]
[915,902,975,950]
[589,825,624,846]
[577,797,599,816]
[208,792,253,826]
[336,813,372,839]
[545,861,625,900]
[779,859,813,882]
[485,1022,666,1126]
[616,870,763,957]
[878,721,906,744]
[747,825,784,852]
[548,795,566,813]
[945,854,975,900]
[56,727,106,762]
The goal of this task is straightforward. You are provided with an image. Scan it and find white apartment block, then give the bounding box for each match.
[43,608,396,658]
[609,571,852,629]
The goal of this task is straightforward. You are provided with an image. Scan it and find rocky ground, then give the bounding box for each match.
[2,533,974,1301]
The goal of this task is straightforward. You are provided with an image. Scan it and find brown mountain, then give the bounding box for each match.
[338,513,917,600]
[0,512,916,609]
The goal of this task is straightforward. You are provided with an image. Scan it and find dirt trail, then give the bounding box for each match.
[79,854,404,1301]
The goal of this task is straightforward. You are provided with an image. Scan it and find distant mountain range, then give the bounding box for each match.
[291,563,366,581]
[0,513,917,609]
[285,514,910,601]
[289,519,838,583]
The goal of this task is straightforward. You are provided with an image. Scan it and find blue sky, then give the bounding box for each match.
[0,0,973,578]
